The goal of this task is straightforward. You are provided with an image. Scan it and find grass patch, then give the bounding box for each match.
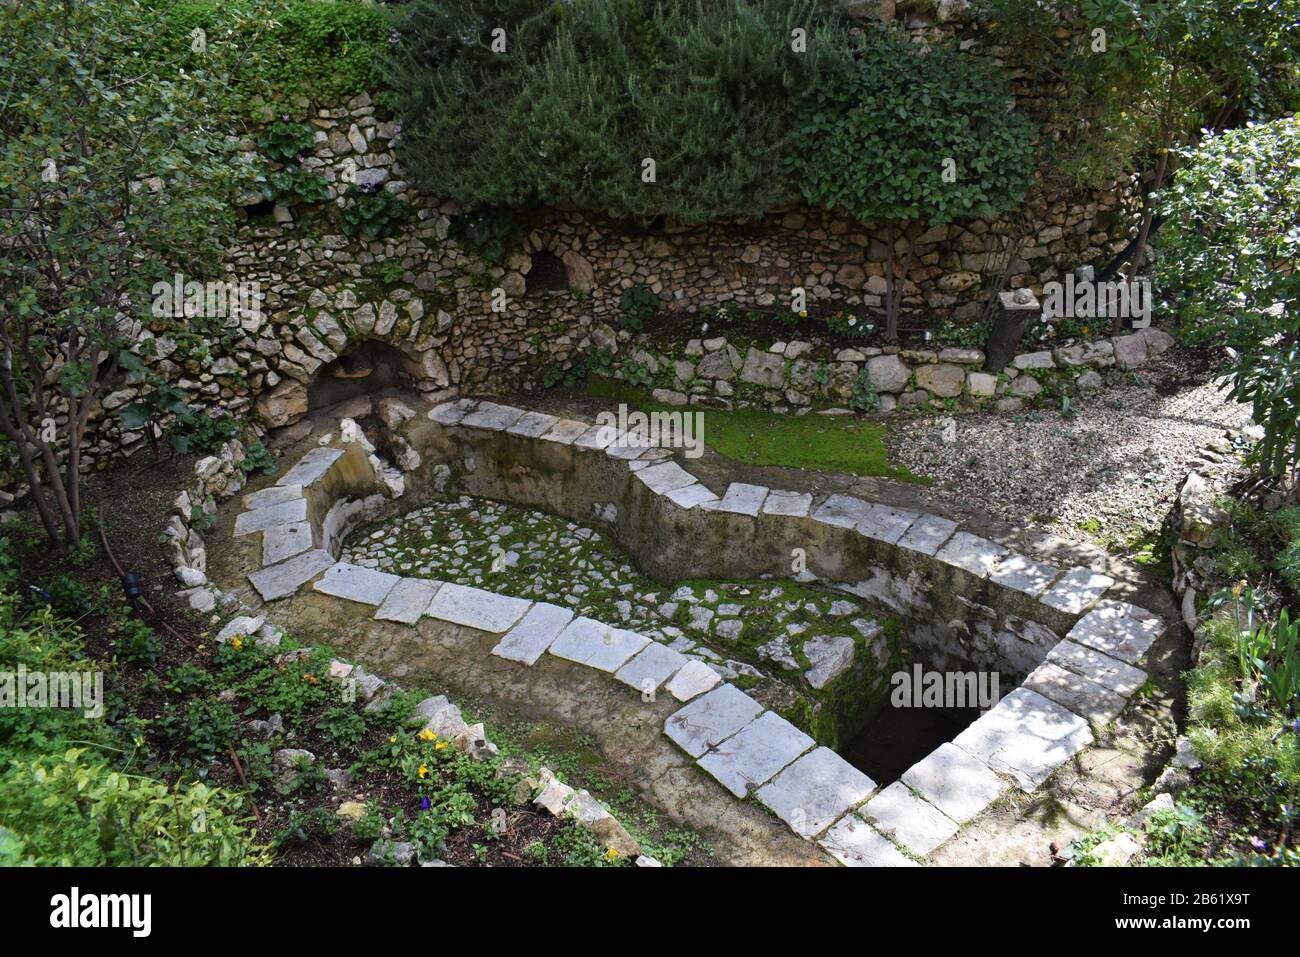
[587,378,926,482]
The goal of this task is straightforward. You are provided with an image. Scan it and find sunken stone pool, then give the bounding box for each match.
[218,394,1166,865]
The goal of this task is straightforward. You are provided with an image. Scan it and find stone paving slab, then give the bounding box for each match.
[234,497,308,536]
[460,401,525,431]
[803,634,855,689]
[856,503,920,545]
[374,577,442,625]
[897,514,959,556]
[697,711,815,798]
[1040,566,1115,615]
[614,642,689,693]
[548,617,649,673]
[952,687,1093,791]
[491,602,575,665]
[427,398,477,426]
[663,659,721,702]
[248,549,335,601]
[313,562,401,606]
[989,553,1062,598]
[811,493,872,529]
[1046,639,1147,696]
[1023,661,1128,725]
[900,742,1006,825]
[761,489,813,518]
[506,411,559,438]
[425,582,532,633]
[540,418,591,445]
[574,424,618,450]
[664,684,763,758]
[664,483,720,510]
[934,531,1010,578]
[859,781,959,855]
[819,815,918,867]
[276,446,344,489]
[635,461,698,495]
[262,521,314,565]
[714,482,769,516]
[1066,600,1162,665]
[244,484,304,510]
[755,746,876,838]
[606,439,648,461]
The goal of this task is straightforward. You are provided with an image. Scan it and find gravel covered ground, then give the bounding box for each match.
[884,347,1255,553]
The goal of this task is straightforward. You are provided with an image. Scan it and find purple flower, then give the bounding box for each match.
[1250,836,1267,851]
[420,796,431,811]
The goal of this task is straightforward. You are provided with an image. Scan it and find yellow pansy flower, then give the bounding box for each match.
[418,764,429,779]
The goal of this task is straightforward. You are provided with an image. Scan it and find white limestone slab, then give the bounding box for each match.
[761,489,813,517]
[606,439,649,461]
[755,746,876,838]
[491,602,575,665]
[1040,567,1115,615]
[248,549,335,601]
[663,659,721,702]
[952,687,1093,791]
[990,553,1062,597]
[811,494,872,529]
[1046,639,1147,696]
[664,482,719,510]
[460,401,525,431]
[540,419,590,445]
[859,781,959,855]
[714,482,769,516]
[856,503,921,545]
[663,684,763,758]
[427,398,478,425]
[244,484,303,510]
[697,711,814,798]
[897,513,959,556]
[819,815,918,867]
[635,461,697,494]
[614,642,689,693]
[262,521,313,565]
[375,578,442,625]
[276,446,344,489]
[901,742,1006,825]
[1066,600,1162,665]
[425,583,531,633]
[1023,661,1127,725]
[934,531,1010,578]
[803,634,855,689]
[574,424,617,450]
[313,562,401,606]
[506,411,559,438]
[548,617,649,673]
[234,497,308,536]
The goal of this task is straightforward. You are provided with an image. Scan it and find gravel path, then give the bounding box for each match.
[884,347,1255,552]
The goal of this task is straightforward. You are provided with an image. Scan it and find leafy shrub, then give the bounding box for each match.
[850,370,880,413]
[0,749,265,866]
[619,285,660,331]
[1160,118,1300,477]
[240,440,278,477]
[340,187,409,239]
[142,0,392,114]
[261,167,330,206]
[169,409,239,456]
[825,310,873,340]
[257,120,317,164]
[159,700,238,763]
[114,618,161,667]
[393,0,855,221]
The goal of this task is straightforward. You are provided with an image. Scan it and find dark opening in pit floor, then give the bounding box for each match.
[841,704,983,786]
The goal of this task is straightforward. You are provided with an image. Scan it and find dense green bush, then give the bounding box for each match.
[787,25,1036,337]
[141,0,392,114]
[392,0,855,222]
[1159,117,1300,477]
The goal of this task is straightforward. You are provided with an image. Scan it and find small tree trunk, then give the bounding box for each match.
[884,222,899,342]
